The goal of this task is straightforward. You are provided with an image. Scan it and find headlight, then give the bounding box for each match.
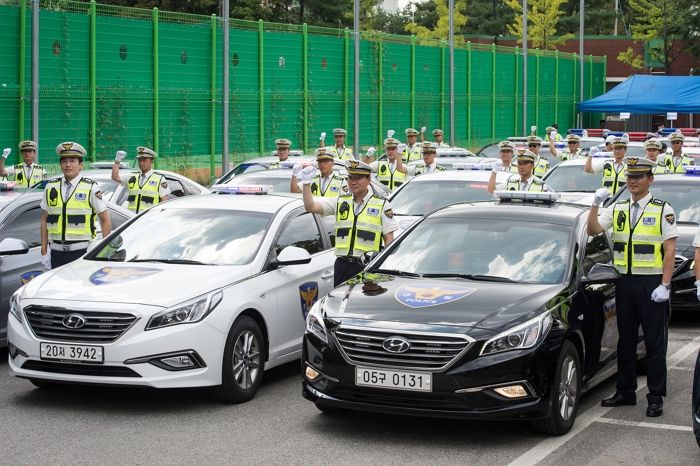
[305,299,328,344]
[146,290,223,330]
[9,292,22,323]
[480,312,552,356]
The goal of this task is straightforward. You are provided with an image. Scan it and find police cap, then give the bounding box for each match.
[526,136,543,145]
[516,149,537,163]
[499,140,515,151]
[624,156,656,174]
[405,128,419,137]
[345,160,373,176]
[566,134,581,143]
[432,129,443,136]
[669,132,685,143]
[421,142,437,154]
[55,141,86,159]
[18,140,37,152]
[315,147,334,162]
[136,146,157,159]
[384,137,400,148]
[644,139,663,151]
[612,137,628,148]
[333,128,347,136]
[275,138,292,149]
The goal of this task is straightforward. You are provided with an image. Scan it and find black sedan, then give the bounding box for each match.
[302,192,626,435]
[694,350,700,447]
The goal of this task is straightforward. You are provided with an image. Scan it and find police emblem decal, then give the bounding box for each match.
[642,216,656,226]
[366,207,379,216]
[75,192,87,201]
[20,270,43,285]
[395,284,476,308]
[665,214,675,225]
[299,282,319,320]
[89,266,162,285]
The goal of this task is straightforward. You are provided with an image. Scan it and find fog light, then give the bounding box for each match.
[305,365,320,381]
[494,385,528,398]
[8,342,28,360]
[160,355,195,368]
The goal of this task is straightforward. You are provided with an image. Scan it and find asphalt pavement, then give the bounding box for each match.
[1,313,699,465]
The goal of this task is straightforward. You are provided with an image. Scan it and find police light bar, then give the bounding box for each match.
[211,184,273,194]
[555,142,566,149]
[684,166,700,176]
[495,191,561,204]
[0,181,16,191]
[453,162,494,171]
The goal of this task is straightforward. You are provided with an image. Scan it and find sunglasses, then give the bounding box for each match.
[568,142,579,145]
[528,144,540,148]
[671,141,682,144]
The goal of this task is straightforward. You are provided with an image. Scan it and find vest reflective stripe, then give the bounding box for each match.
[402,146,422,163]
[506,176,545,192]
[651,162,668,174]
[503,164,519,174]
[561,149,582,161]
[601,160,627,194]
[45,178,95,242]
[311,174,345,197]
[376,161,407,190]
[327,146,354,161]
[413,163,446,175]
[533,156,549,177]
[127,172,164,213]
[335,195,384,256]
[611,199,665,275]
[12,163,45,187]
[663,153,694,173]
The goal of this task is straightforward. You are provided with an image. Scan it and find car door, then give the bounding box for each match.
[262,209,335,360]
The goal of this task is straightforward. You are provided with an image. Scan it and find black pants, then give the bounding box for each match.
[51,248,87,268]
[333,257,365,287]
[615,274,669,404]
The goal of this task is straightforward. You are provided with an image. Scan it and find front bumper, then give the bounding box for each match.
[7,309,227,389]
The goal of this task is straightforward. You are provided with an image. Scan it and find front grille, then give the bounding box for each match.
[333,326,474,371]
[22,360,141,378]
[24,306,138,343]
[329,386,470,411]
[674,255,687,273]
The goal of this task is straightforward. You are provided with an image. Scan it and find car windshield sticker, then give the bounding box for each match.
[299,281,319,320]
[395,284,476,308]
[20,270,43,284]
[89,266,162,285]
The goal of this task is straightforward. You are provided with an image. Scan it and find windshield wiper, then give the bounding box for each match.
[422,273,515,282]
[373,268,421,277]
[128,258,207,265]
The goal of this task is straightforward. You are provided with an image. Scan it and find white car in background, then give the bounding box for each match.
[8,186,336,402]
[541,158,600,206]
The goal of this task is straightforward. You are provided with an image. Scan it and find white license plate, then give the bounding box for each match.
[355,367,432,392]
[40,342,104,363]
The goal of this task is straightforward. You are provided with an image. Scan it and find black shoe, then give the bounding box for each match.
[646,402,663,417]
[601,393,636,407]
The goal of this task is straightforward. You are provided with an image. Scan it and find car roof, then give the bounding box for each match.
[398,169,510,182]
[156,191,302,213]
[430,199,588,226]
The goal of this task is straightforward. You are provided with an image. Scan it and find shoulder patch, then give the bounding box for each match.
[664,214,675,225]
[81,177,96,184]
[616,199,630,204]
[384,208,394,218]
[161,181,168,189]
[35,164,43,169]
[650,198,664,206]
[95,191,103,200]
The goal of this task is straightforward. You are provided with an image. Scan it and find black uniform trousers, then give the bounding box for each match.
[615,273,669,404]
[51,249,87,268]
[333,257,365,287]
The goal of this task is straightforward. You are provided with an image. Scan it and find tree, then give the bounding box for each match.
[462,0,514,36]
[405,0,467,43]
[504,0,574,49]
[618,0,700,74]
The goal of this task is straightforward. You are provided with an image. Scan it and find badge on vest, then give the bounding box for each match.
[75,193,86,201]
[149,180,158,186]
[330,186,339,192]
[642,216,656,226]
[367,207,379,216]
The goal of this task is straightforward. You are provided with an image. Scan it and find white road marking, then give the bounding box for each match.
[669,366,694,372]
[594,417,693,432]
[507,335,700,466]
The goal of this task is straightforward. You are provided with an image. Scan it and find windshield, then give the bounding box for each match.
[373,217,571,284]
[89,208,272,265]
[390,180,492,216]
[544,165,601,192]
[230,174,292,193]
[614,182,700,224]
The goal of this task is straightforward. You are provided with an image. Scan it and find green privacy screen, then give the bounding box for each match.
[0,1,606,175]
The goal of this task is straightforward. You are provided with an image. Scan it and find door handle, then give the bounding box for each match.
[321,270,334,280]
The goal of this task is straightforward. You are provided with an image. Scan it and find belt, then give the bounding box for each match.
[50,240,90,252]
[337,255,364,264]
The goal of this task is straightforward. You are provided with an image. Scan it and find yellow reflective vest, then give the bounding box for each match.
[560,149,583,161]
[611,198,666,275]
[413,163,446,175]
[127,172,165,213]
[376,161,407,190]
[402,145,422,163]
[662,153,694,173]
[327,146,354,161]
[311,173,345,197]
[601,160,627,195]
[335,194,385,256]
[533,156,550,178]
[506,176,545,192]
[45,177,97,242]
[12,163,46,187]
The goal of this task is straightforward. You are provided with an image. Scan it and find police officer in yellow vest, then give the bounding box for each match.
[663,132,695,173]
[403,142,446,175]
[322,128,355,161]
[644,139,669,174]
[0,141,48,187]
[402,128,422,163]
[290,148,347,196]
[497,141,519,173]
[40,142,112,269]
[549,133,584,161]
[487,149,552,194]
[112,146,170,214]
[370,137,408,191]
[585,136,628,195]
[302,160,397,286]
[269,139,292,168]
[587,156,677,418]
[525,136,550,177]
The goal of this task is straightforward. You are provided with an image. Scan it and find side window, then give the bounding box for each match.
[275,213,324,256]
[0,206,41,247]
[582,233,613,275]
[165,178,186,197]
[109,210,129,230]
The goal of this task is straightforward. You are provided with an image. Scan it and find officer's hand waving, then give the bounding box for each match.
[2,148,10,159]
[592,188,609,207]
[40,252,52,270]
[366,147,376,157]
[115,150,127,162]
[292,163,304,178]
[320,132,326,141]
[300,166,317,184]
[651,284,670,303]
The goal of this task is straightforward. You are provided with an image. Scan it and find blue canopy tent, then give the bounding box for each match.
[578,75,700,113]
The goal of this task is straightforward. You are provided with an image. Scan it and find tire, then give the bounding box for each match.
[532,340,581,435]
[29,379,63,389]
[211,316,265,403]
[696,430,700,449]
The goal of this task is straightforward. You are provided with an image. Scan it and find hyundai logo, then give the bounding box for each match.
[382,336,411,354]
[62,314,86,329]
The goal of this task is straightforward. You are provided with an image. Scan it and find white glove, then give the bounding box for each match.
[589,146,600,157]
[592,188,610,207]
[2,148,11,159]
[41,252,51,270]
[320,132,326,141]
[366,147,376,157]
[530,125,537,135]
[115,150,127,162]
[387,130,395,138]
[695,280,700,301]
[549,131,556,141]
[292,163,304,178]
[493,160,503,172]
[651,284,670,303]
[300,166,317,185]
[420,126,426,133]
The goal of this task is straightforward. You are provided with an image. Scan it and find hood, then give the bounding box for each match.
[22,259,253,307]
[323,273,563,332]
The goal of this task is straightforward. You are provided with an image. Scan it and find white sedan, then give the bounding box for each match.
[7,186,336,402]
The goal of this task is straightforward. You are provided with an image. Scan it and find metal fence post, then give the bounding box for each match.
[18,0,26,155]
[344,28,349,132]
[89,0,96,162]
[440,40,446,134]
[491,43,496,140]
[210,14,216,179]
[535,49,540,130]
[378,33,383,148]
[302,23,308,153]
[258,19,264,155]
[31,0,39,156]
[554,50,559,125]
[152,7,159,165]
[514,47,519,135]
[467,41,472,148]
[410,35,416,128]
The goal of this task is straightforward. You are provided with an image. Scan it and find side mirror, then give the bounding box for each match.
[0,238,29,256]
[363,251,377,264]
[271,246,312,267]
[581,263,620,285]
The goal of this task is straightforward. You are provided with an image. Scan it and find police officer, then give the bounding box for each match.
[404,143,446,175]
[662,132,694,173]
[549,134,583,161]
[270,139,292,168]
[526,136,550,177]
[585,136,627,195]
[695,224,700,301]
[545,125,562,142]
[432,129,450,148]
[587,156,677,417]
[301,160,397,286]
[487,150,552,193]
[290,148,347,196]
[40,142,112,269]
[403,128,422,163]
[370,137,407,191]
[497,141,519,173]
[112,146,170,214]
[644,139,669,174]
[0,141,48,187]
[322,128,354,161]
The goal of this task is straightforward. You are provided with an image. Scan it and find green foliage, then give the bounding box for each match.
[462,0,514,36]
[405,0,467,42]
[505,0,573,49]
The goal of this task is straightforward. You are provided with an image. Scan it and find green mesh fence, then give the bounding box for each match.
[0,0,606,179]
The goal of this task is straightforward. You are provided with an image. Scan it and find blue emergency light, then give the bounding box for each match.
[211,184,273,194]
[684,166,700,176]
[0,181,16,191]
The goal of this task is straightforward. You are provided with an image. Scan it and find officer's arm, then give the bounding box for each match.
[383,231,394,247]
[290,175,301,193]
[487,170,497,194]
[661,238,676,286]
[0,158,7,177]
[40,210,48,256]
[586,206,605,235]
[111,162,121,183]
[98,210,112,238]
[548,137,558,157]
[695,245,700,282]
[302,183,323,214]
[395,157,408,174]
[584,154,594,173]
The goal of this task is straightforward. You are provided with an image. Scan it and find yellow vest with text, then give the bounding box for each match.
[127,172,164,213]
[402,145,422,163]
[601,160,627,194]
[376,161,407,190]
[611,199,665,275]
[413,163,446,175]
[45,177,96,242]
[506,176,545,192]
[533,156,549,178]
[560,149,583,161]
[335,194,385,257]
[311,173,345,197]
[327,146,354,161]
[12,163,46,187]
[663,153,694,173]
